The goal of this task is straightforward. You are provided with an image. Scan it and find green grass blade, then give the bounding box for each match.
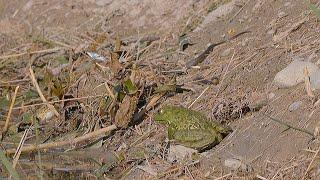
[307,1,320,19]
[0,150,20,180]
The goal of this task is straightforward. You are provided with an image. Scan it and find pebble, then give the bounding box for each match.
[95,0,113,6]
[310,70,320,90]
[284,2,292,7]
[224,158,253,172]
[167,145,198,162]
[267,29,276,36]
[278,11,287,18]
[36,106,55,122]
[221,48,231,57]
[268,93,275,100]
[273,60,319,88]
[288,101,302,112]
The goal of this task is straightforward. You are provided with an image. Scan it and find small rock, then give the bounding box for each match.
[241,39,249,46]
[95,0,112,6]
[36,106,55,122]
[274,60,319,88]
[310,70,320,90]
[268,93,275,100]
[267,29,276,36]
[278,11,287,18]
[224,158,253,172]
[167,145,198,162]
[248,92,267,111]
[221,48,231,57]
[288,101,302,112]
[284,2,291,7]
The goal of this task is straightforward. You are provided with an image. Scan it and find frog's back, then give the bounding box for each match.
[167,106,212,130]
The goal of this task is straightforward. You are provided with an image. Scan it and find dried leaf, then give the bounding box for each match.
[115,95,138,128]
[109,52,123,73]
[273,17,307,42]
[304,67,315,98]
[115,35,122,52]
[89,33,108,51]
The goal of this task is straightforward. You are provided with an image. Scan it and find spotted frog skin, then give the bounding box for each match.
[154,106,231,151]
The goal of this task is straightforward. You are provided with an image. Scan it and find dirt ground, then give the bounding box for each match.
[1,0,320,179]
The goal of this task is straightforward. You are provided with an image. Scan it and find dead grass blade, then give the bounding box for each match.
[0,150,20,180]
[29,67,60,117]
[1,86,19,139]
[304,67,315,98]
[9,128,30,180]
[304,145,320,177]
[273,17,307,42]
[0,47,63,60]
[5,125,117,155]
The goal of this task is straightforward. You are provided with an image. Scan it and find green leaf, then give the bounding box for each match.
[0,96,10,111]
[22,112,33,124]
[308,1,320,19]
[0,150,20,180]
[123,79,138,95]
[154,78,177,94]
[23,89,39,100]
[55,56,69,64]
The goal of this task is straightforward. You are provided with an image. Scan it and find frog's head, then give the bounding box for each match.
[154,106,175,124]
[216,124,232,137]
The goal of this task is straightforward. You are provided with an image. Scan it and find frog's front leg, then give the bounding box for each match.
[167,126,176,140]
[173,129,222,150]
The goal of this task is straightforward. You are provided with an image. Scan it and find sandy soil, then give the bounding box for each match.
[1,0,320,179]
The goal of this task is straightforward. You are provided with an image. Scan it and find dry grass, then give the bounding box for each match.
[0,0,320,179]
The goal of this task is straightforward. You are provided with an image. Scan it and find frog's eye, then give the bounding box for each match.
[160,109,164,114]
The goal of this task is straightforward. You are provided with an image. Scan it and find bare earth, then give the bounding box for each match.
[1,0,320,179]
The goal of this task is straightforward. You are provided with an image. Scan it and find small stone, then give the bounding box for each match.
[278,11,287,18]
[310,70,320,90]
[268,93,275,100]
[224,158,253,172]
[248,92,267,111]
[284,2,291,7]
[36,106,55,122]
[267,29,276,35]
[95,0,112,6]
[274,60,319,88]
[167,145,198,162]
[288,101,302,112]
[221,48,231,57]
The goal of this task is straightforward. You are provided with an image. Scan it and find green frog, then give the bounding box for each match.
[154,106,231,151]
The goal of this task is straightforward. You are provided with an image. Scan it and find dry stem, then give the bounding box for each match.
[0,47,64,60]
[2,86,19,139]
[28,67,60,117]
[5,125,117,155]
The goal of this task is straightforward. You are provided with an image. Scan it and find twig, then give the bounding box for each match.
[0,47,63,60]
[229,0,251,22]
[304,67,315,98]
[304,146,320,177]
[188,86,210,109]
[28,67,60,117]
[263,114,315,138]
[213,173,232,180]
[9,128,30,180]
[12,94,104,110]
[215,50,235,96]
[2,86,19,139]
[5,125,117,155]
[185,31,249,68]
